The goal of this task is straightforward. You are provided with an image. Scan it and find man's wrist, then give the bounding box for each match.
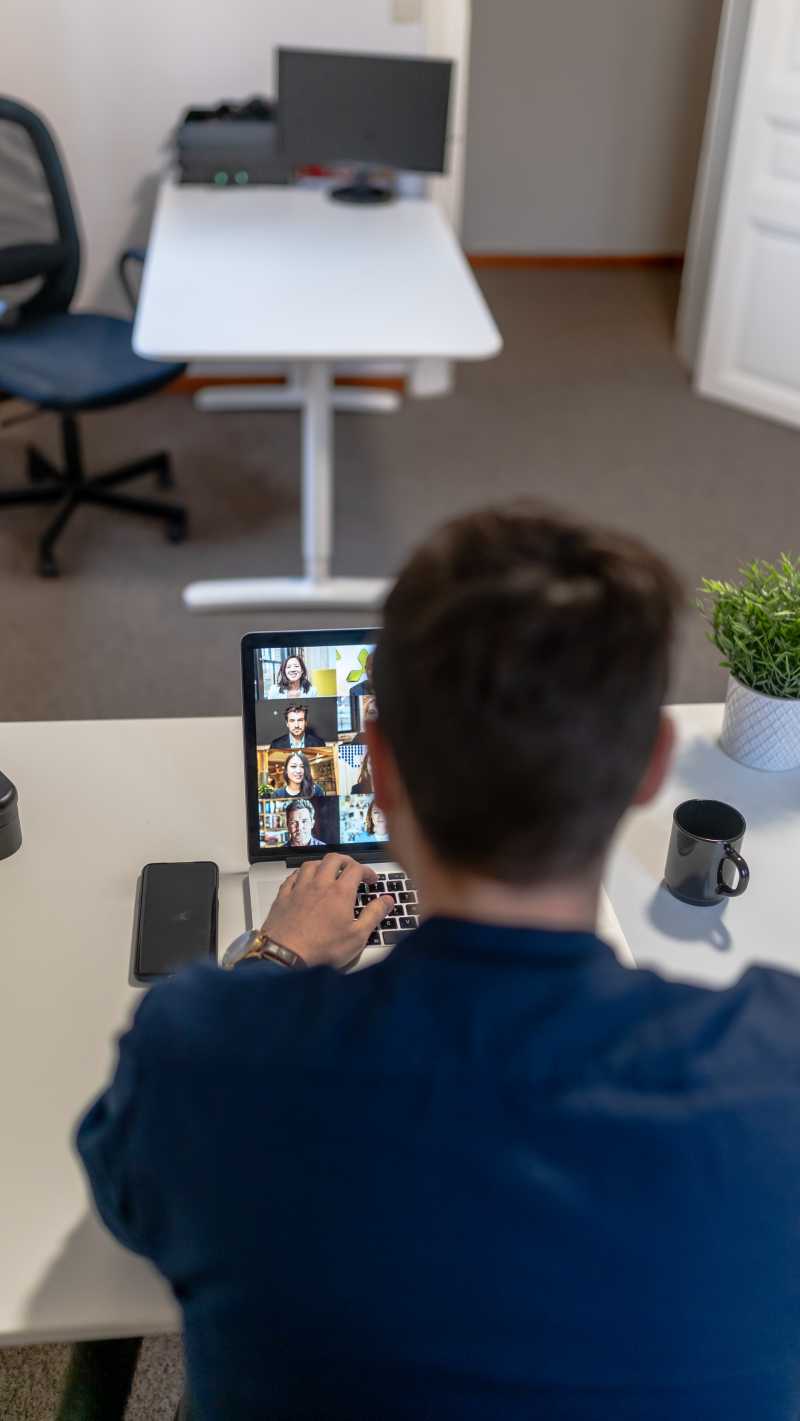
[223,929,308,971]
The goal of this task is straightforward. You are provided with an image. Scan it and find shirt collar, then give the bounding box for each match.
[405,916,613,966]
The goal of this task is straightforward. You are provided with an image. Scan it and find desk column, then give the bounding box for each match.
[301,361,333,585]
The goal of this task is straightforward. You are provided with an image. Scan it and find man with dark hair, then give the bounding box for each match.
[285,797,325,849]
[78,506,800,1421]
[269,703,326,750]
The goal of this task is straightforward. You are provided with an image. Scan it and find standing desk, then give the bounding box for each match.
[134,183,502,613]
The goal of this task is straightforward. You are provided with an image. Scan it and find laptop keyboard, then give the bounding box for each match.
[355,873,419,948]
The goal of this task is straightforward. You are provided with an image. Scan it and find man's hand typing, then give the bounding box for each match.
[261,854,394,969]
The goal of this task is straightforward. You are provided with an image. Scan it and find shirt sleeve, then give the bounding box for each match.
[75,998,154,1257]
[76,963,290,1261]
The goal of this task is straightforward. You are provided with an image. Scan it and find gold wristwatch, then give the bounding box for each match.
[222,929,308,971]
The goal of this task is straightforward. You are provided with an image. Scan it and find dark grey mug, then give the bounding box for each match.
[0,772,21,860]
[664,799,749,906]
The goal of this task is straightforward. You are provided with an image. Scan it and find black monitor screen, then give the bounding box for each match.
[277,48,452,175]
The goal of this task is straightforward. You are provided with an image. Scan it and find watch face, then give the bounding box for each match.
[222,930,259,970]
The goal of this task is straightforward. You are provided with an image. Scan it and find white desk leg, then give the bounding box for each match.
[183,358,390,613]
[302,360,332,582]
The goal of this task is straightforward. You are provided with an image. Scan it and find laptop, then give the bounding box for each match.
[242,628,417,970]
[240,628,635,971]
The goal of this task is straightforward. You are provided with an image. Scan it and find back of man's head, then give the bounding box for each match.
[373,504,682,884]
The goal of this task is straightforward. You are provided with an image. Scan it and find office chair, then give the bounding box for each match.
[0,97,187,576]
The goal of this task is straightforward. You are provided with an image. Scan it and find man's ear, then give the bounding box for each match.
[632,712,675,807]
[364,720,398,811]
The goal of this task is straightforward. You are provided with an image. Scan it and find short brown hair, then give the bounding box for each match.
[284,704,307,722]
[374,504,682,883]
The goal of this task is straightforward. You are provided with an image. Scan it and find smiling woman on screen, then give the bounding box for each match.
[268,654,318,698]
[274,752,323,799]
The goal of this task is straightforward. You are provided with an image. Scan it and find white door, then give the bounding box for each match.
[697,0,800,428]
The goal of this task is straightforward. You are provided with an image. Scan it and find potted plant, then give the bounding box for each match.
[699,556,800,771]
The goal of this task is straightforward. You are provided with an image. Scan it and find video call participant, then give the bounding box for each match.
[273,751,324,799]
[349,650,374,699]
[352,750,373,794]
[285,798,325,849]
[365,800,387,839]
[81,504,800,1421]
[269,705,326,751]
[267,653,318,699]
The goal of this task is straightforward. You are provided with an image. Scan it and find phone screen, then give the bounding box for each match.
[135,861,218,980]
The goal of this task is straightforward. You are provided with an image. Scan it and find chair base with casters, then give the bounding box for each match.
[0,410,187,576]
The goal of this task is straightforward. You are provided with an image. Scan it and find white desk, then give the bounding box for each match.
[134,183,502,612]
[5,703,794,1346]
[606,703,800,988]
[0,717,247,1344]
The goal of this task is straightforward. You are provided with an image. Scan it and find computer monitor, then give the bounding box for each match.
[276,47,452,205]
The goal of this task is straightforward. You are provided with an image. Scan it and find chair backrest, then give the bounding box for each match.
[0,96,80,320]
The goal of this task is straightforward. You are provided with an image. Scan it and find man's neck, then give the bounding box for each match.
[408,858,602,935]
[289,734,304,747]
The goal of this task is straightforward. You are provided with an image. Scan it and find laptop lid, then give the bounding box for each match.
[241,629,388,864]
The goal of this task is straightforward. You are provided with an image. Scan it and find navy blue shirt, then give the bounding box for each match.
[77,920,800,1420]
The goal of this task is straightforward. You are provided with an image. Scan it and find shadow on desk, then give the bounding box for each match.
[23,1210,175,1344]
[647,883,732,953]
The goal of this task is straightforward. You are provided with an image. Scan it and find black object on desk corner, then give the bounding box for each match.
[0,771,22,859]
[665,799,749,906]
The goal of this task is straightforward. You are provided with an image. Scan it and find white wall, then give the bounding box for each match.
[463,0,724,253]
[0,0,429,310]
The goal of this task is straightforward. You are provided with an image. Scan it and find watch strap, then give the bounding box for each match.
[242,936,307,970]
[223,929,307,970]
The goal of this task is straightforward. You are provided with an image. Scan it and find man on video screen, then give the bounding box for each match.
[269,705,326,751]
[285,798,325,849]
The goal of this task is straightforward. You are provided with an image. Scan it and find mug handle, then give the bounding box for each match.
[717,844,750,897]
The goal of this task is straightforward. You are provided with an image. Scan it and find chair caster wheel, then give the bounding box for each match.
[28,453,49,484]
[39,552,59,578]
[167,512,187,543]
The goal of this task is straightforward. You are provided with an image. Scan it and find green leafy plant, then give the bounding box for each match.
[699,556,800,700]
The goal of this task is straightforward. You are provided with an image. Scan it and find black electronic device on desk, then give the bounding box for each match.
[133,861,219,982]
[175,97,291,186]
[0,772,21,860]
[276,48,452,204]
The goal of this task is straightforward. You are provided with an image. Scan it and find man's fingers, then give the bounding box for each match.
[276,869,300,898]
[359,894,394,937]
[317,852,357,882]
[334,859,367,899]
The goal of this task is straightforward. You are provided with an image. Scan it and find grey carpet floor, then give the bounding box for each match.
[3,267,800,728]
[2,266,800,1416]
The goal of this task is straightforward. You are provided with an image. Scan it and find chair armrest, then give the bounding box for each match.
[118,246,147,312]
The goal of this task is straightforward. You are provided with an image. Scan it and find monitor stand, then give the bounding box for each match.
[330,167,393,205]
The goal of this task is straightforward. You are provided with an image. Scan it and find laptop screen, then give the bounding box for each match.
[241,629,388,862]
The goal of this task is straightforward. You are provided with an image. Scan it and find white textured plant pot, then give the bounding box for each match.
[719,675,800,771]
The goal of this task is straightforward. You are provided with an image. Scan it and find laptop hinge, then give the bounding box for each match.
[284,845,390,868]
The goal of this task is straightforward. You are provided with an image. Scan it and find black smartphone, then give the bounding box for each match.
[134,861,219,982]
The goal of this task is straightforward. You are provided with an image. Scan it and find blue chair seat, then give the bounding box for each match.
[0,312,185,411]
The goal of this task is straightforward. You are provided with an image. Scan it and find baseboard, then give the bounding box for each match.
[467,252,684,270]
